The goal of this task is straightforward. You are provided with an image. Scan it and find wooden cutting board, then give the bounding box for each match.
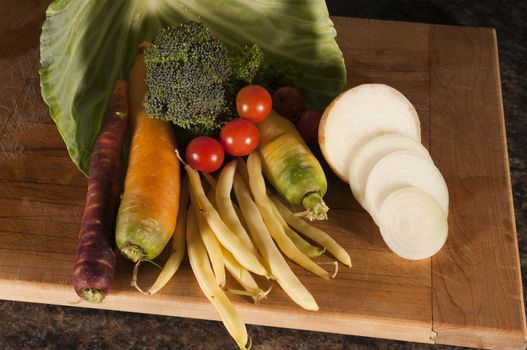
[0,5,525,349]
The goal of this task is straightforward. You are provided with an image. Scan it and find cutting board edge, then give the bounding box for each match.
[492,26,527,343]
[433,321,527,350]
[0,278,435,345]
[429,25,527,348]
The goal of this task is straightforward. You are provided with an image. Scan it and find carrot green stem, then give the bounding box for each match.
[121,245,145,263]
[301,192,329,221]
[81,288,106,304]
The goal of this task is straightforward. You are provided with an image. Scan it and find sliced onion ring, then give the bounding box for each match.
[364,150,449,222]
[378,187,448,260]
[349,133,432,207]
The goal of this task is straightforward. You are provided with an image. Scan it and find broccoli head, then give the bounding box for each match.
[227,42,264,84]
[144,21,264,135]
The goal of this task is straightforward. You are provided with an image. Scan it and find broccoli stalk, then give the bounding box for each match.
[144,21,263,135]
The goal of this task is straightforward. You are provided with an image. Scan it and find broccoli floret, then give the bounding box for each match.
[227,42,264,83]
[144,21,264,135]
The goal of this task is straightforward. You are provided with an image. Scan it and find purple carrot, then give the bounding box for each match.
[73,80,129,303]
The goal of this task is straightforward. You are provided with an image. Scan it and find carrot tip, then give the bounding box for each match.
[131,259,163,295]
[81,288,105,303]
[131,260,148,295]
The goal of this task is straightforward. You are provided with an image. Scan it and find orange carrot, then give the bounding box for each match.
[115,50,181,262]
[73,80,129,303]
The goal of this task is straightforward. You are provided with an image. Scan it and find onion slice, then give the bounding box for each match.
[364,150,449,222]
[348,133,432,207]
[319,84,421,181]
[378,187,448,260]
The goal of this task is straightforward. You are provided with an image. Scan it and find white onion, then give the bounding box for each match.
[319,84,421,181]
[378,187,448,260]
[348,133,432,207]
[364,150,449,222]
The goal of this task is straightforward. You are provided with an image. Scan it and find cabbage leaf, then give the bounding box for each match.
[40,0,346,174]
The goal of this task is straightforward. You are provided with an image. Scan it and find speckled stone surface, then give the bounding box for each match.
[1,1,525,349]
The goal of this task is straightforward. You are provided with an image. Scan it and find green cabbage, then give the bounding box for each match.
[39,0,346,174]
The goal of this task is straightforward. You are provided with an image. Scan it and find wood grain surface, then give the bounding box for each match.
[429,25,527,349]
[0,3,524,349]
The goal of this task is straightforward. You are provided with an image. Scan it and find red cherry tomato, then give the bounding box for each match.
[296,110,322,145]
[272,86,305,121]
[219,119,260,157]
[236,85,272,123]
[185,136,225,173]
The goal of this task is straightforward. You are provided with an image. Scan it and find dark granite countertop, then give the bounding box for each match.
[1,1,526,349]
